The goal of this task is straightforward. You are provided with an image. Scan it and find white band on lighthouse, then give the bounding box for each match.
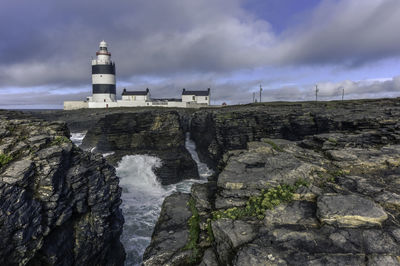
[92,74,116,85]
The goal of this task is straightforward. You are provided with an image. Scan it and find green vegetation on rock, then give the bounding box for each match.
[51,136,70,146]
[0,153,13,167]
[205,219,214,244]
[184,197,201,264]
[261,139,283,152]
[213,179,308,220]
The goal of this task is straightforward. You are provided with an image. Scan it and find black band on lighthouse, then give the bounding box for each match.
[93,84,116,94]
[92,64,115,75]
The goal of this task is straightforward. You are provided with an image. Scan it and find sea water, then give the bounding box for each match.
[71,132,213,266]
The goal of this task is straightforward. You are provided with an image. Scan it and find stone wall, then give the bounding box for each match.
[63,101,89,110]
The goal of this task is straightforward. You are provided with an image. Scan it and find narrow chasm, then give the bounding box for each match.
[70,131,213,266]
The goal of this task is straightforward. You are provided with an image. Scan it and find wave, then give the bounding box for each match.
[70,132,86,147]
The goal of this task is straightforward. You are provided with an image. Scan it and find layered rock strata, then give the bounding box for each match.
[147,99,400,265]
[81,111,199,185]
[148,137,400,265]
[190,99,400,170]
[0,111,125,265]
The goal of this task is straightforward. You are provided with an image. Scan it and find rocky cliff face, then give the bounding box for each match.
[81,110,199,185]
[146,99,400,265]
[0,111,125,265]
[190,99,400,170]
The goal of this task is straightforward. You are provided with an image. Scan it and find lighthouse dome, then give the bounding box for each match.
[99,40,108,48]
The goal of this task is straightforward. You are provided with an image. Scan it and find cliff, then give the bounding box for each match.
[190,98,400,170]
[81,110,199,185]
[0,110,125,265]
[28,107,195,133]
[145,98,400,265]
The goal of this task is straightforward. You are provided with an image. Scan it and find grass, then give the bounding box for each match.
[212,179,308,220]
[313,169,342,187]
[0,153,13,167]
[51,136,70,146]
[205,219,214,244]
[262,139,284,152]
[184,197,201,264]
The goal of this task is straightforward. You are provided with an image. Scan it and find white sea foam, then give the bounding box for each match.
[114,134,214,265]
[184,132,214,180]
[117,155,168,266]
[102,151,115,157]
[70,132,86,147]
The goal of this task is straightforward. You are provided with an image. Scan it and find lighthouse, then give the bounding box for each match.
[91,41,116,103]
[63,40,213,109]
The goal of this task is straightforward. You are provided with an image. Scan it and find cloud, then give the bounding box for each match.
[0,0,276,88]
[273,0,400,67]
[315,75,400,99]
[1,0,400,107]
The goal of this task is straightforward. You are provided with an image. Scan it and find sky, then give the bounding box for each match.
[1,0,400,108]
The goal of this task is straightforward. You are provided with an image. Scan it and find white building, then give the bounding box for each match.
[182,88,210,105]
[64,41,211,110]
[121,88,150,102]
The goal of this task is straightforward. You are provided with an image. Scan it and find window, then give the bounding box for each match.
[205,97,208,100]
[192,96,195,100]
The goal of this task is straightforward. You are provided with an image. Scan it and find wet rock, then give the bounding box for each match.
[317,194,388,227]
[264,201,318,228]
[233,245,288,266]
[212,219,257,265]
[1,159,34,187]
[198,248,219,266]
[191,182,214,212]
[143,193,192,266]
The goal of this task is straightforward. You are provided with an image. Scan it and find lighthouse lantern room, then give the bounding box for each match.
[91,40,116,103]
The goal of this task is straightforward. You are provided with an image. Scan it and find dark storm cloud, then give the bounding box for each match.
[1,0,272,88]
[1,0,400,105]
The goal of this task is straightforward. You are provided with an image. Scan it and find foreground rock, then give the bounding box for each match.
[143,193,193,265]
[211,139,400,265]
[146,99,400,265]
[0,110,125,265]
[317,194,388,227]
[81,111,199,185]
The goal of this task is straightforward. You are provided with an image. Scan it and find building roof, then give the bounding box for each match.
[122,88,149,96]
[182,88,210,96]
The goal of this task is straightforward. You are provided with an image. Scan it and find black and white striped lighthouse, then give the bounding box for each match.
[91,40,116,102]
